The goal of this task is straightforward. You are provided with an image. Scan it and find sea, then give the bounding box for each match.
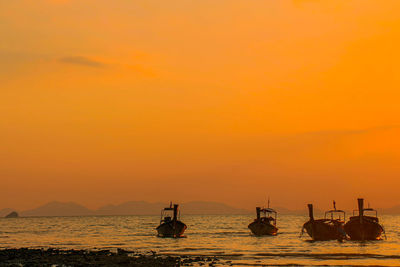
[1,214,400,266]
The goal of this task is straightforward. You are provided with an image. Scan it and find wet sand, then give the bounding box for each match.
[0,248,221,266]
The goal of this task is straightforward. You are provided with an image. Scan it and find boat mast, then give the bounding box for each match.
[358,198,364,222]
[332,200,336,219]
[308,204,314,221]
[358,198,364,241]
[173,204,178,222]
[307,204,315,239]
[256,207,261,220]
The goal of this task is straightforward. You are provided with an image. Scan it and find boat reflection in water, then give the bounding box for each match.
[248,207,278,236]
[302,202,346,241]
[344,198,384,240]
[156,203,187,238]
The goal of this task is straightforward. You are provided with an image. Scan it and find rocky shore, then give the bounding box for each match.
[0,248,221,266]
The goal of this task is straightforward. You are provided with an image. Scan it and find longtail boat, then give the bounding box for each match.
[156,203,187,238]
[344,198,384,240]
[248,207,278,236]
[302,202,346,241]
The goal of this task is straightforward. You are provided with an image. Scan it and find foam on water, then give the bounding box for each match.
[0,214,399,266]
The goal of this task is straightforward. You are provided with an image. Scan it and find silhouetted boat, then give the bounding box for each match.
[248,207,278,236]
[344,198,384,240]
[156,203,187,238]
[302,202,346,241]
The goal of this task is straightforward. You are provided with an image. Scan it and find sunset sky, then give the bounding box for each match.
[1,0,400,211]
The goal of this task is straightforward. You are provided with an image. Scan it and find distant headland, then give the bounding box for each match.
[2,201,400,218]
[0,201,250,217]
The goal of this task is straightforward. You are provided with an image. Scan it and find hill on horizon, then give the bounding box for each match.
[20,201,94,217]
[10,201,251,217]
[180,201,250,215]
[4,201,400,217]
[95,201,166,215]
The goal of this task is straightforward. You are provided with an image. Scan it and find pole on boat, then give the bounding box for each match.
[173,204,178,236]
[307,204,314,221]
[307,204,315,240]
[256,207,261,220]
[358,198,364,241]
[358,198,364,222]
[173,204,178,222]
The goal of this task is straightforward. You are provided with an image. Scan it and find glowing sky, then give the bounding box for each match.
[1,0,400,211]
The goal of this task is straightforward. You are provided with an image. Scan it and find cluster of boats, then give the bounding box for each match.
[156,198,385,241]
[301,198,385,241]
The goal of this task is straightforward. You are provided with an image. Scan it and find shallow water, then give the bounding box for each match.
[0,214,399,266]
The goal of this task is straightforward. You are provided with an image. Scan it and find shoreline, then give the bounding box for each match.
[0,248,222,266]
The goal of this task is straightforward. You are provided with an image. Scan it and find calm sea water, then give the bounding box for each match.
[1,214,400,266]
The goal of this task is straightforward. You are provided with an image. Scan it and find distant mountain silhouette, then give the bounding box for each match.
[14,201,250,217]
[380,205,400,215]
[96,201,166,215]
[274,206,324,216]
[6,201,400,217]
[180,201,250,215]
[20,201,94,217]
[96,201,250,215]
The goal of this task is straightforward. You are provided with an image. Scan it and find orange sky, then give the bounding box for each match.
[1,0,400,211]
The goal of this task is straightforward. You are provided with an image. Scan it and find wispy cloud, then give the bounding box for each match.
[59,56,106,68]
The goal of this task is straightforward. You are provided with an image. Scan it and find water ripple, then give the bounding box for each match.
[0,215,399,266]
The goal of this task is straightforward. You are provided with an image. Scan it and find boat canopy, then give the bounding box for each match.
[324,209,346,221]
[323,201,345,221]
[261,208,277,214]
[256,207,277,226]
[353,208,378,217]
[160,203,181,224]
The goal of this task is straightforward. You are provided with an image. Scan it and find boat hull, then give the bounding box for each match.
[344,216,383,240]
[156,220,187,238]
[248,221,278,236]
[303,219,345,241]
